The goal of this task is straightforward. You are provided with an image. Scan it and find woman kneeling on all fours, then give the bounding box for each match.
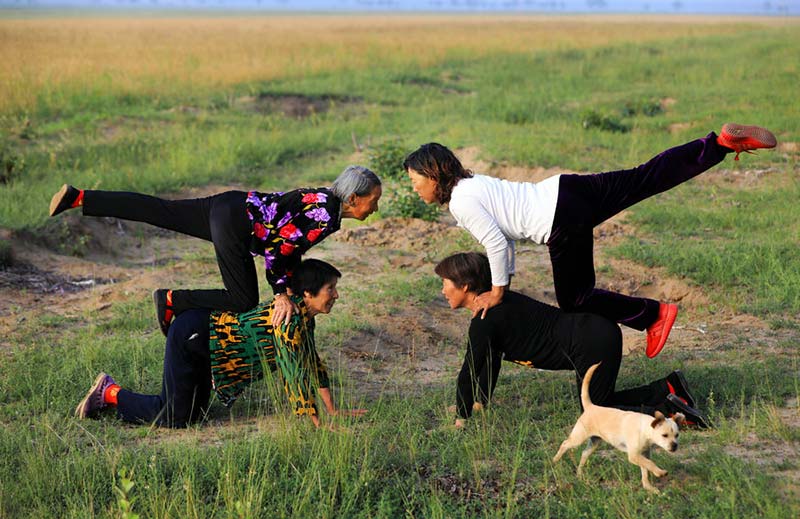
[407,123,777,358]
[75,259,367,429]
[434,252,711,429]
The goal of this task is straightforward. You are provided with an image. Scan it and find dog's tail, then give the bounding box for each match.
[580,362,601,410]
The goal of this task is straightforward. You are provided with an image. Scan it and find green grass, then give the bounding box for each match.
[1,18,799,519]
[1,299,796,518]
[612,177,800,315]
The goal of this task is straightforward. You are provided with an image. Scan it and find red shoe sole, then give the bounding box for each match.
[646,304,678,358]
[719,124,777,157]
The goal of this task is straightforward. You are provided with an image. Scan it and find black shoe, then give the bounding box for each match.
[153,289,174,337]
[666,370,696,409]
[666,393,712,429]
[49,184,80,216]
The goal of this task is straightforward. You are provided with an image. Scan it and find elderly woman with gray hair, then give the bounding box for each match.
[49,165,381,334]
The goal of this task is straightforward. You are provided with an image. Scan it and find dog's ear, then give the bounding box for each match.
[651,411,666,428]
[672,413,686,427]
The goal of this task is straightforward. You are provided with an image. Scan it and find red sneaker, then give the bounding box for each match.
[646,303,678,358]
[717,123,777,161]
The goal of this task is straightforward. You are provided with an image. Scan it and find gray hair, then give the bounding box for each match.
[330,165,381,202]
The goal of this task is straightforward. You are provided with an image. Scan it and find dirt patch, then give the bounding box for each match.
[455,146,576,184]
[336,216,464,255]
[0,261,116,296]
[418,464,504,503]
[668,122,693,134]
[723,426,800,503]
[235,93,361,119]
[690,166,784,189]
[660,97,677,110]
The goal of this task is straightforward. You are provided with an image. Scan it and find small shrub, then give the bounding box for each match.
[367,142,440,221]
[621,98,663,117]
[381,181,441,222]
[0,140,25,184]
[367,140,408,180]
[50,219,91,257]
[580,110,630,133]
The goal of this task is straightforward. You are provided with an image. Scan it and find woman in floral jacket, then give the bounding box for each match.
[50,165,381,334]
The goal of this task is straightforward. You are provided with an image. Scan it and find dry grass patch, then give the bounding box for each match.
[0,14,788,113]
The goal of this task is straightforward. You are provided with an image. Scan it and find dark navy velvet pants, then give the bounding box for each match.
[116,309,213,428]
[548,133,728,330]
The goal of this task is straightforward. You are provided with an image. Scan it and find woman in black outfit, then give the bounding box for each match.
[49,165,381,334]
[434,252,710,429]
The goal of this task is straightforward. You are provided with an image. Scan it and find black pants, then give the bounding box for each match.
[554,313,671,416]
[116,309,213,428]
[548,133,728,330]
[83,189,257,313]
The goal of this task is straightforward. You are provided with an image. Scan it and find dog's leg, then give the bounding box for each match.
[639,466,659,493]
[631,452,668,478]
[629,452,667,492]
[552,423,590,463]
[577,437,600,477]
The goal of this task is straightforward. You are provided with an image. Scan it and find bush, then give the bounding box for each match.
[367,141,441,221]
[381,181,441,222]
[580,110,630,133]
[580,98,662,134]
[0,140,25,184]
[367,140,408,180]
[621,98,663,117]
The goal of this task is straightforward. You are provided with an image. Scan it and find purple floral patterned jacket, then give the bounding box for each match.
[246,188,341,294]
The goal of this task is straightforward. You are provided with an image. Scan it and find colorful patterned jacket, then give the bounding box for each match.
[208,295,329,416]
[246,188,341,295]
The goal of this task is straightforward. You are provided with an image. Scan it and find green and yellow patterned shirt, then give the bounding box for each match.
[208,295,329,416]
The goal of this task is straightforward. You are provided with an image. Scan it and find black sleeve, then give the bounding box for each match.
[456,318,501,419]
[477,349,502,407]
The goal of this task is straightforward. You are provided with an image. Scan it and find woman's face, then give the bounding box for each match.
[407,168,438,204]
[303,279,339,317]
[345,185,382,220]
[441,277,469,310]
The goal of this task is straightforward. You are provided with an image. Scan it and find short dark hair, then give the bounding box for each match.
[434,252,491,294]
[291,259,342,296]
[403,142,473,204]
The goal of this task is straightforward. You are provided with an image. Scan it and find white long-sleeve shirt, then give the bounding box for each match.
[448,174,561,287]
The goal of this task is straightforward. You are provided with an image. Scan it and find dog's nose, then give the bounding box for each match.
[670,443,678,452]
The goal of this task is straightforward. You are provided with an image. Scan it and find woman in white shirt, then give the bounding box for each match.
[404,123,776,358]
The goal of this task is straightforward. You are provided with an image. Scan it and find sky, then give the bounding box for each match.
[1,0,798,14]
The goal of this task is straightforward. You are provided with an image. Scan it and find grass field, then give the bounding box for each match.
[0,12,798,518]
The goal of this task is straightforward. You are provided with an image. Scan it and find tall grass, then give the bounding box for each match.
[1,295,796,517]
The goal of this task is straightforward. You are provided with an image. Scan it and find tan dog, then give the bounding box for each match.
[552,363,685,493]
